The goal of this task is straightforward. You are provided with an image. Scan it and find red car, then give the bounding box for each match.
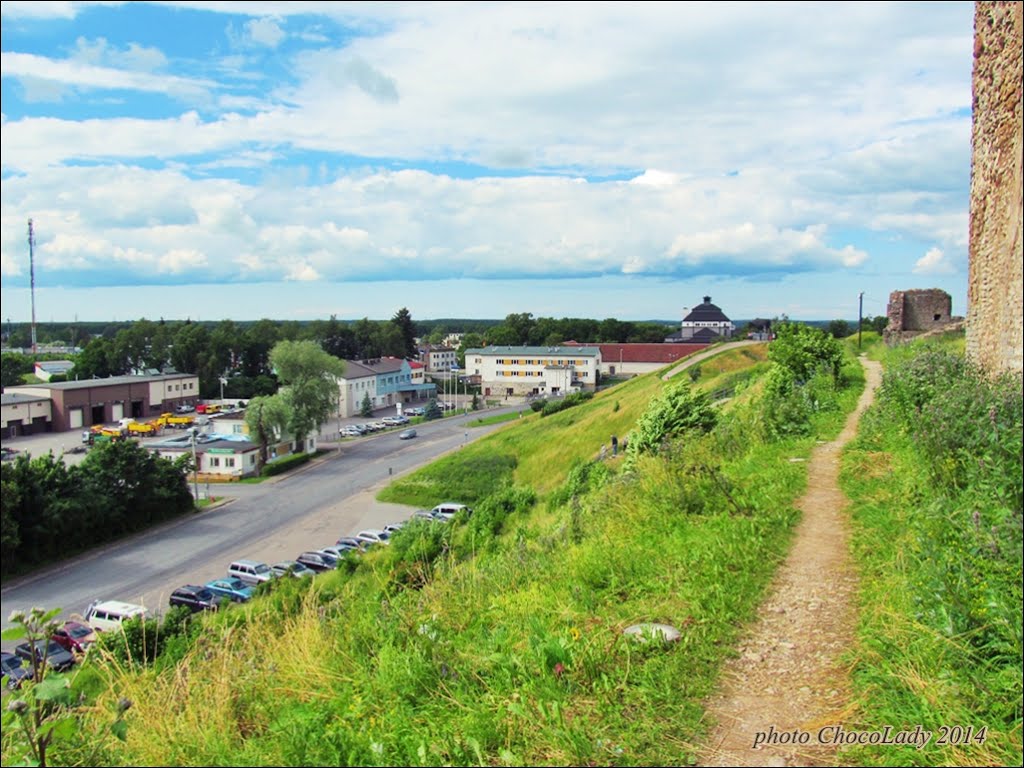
[52,620,98,655]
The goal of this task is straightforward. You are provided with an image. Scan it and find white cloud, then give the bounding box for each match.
[913,246,957,275]
[245,16,286,48]
[0,52,215,103]
[72,37,168,71]
[0,1,974,314]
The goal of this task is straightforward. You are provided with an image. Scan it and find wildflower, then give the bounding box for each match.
[553,662,565,678]
[8,610,26,624]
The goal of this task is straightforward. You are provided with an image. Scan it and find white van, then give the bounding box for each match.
[83,600,148,633]
[430,502,473,521]
[228,559,274,586]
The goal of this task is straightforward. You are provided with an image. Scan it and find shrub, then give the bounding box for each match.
[768,321,843,383]
[540,391,594,417]
[623,379,716,468]
[261,452,312,477]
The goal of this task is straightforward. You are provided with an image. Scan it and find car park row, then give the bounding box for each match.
[1,503,474,689]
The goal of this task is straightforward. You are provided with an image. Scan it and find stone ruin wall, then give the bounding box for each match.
[884,289,958,345]
[967,1,1023,375]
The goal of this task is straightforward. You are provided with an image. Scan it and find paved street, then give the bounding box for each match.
[0,405,524,641]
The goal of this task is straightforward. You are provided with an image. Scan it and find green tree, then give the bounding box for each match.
[827,319,852,339]
[244,394,291,472]
[767,321,843,383]
[359,392,374,418]
[72,337,118,379]
[1,352,35,389]
[269,340,346,447]
[471,393,480,411]
[424,398,442,420]
[391,307,418,358]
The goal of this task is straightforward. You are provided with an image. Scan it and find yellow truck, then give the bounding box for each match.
[155,412,195,430]
[122,420,159,436]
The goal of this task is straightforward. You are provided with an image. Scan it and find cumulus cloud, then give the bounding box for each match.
[245,16,286,48]
[914,246,957,275]
[0,1,974,309]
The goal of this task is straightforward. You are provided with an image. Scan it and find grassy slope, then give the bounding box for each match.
[839,330,1022,766]
[40,343,876,767]
[380,344,770,506]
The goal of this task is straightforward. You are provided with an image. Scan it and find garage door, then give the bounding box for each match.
[69,408,84,429]
[112,402,124,422]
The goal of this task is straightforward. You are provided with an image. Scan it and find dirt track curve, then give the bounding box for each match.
[697,357,883,767]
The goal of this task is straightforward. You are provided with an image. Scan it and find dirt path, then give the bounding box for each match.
[661,340,762,380]
[697,357,883,767]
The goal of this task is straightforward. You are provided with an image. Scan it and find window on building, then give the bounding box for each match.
[210,457,220,467]
[225,457,235,468]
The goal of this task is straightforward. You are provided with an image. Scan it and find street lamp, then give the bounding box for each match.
[188,427,200,503]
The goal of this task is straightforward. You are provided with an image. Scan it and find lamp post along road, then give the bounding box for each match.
[189,427,200,502]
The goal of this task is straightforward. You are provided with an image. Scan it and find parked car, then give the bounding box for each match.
[296,551,339,573]
[341,425,364,437]
[205,578,255,603]
[406,407,425,416]
[398,428,417,440]
[382,415,410,426]
[169,585,220,613]
[1,651,32,689]
[355,529,391,547]
[412,509,440,522]
[270,560,315,578]
[84,600,148,633]
[52,620,98,655]
[431,502,473,521]
[15,639,76,673]
[383,522,406,535]
[228,559,275,586]
[335,536,368,552]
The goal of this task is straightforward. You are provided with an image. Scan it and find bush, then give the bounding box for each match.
[623,379,716,467]
[539,391,594,417]
[463,484,537,545]
[261,452,312,477]
[768,321,843,383]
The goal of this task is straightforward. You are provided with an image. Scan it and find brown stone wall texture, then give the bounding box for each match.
[884,289,956,344]
[967,1,1023,374]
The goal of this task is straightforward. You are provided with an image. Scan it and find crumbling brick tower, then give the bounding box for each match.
[967,1,1023,374]
[884,289,956,345]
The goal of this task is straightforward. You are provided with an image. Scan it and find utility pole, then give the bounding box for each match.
[28,219,37,355]
[858,291,864,351]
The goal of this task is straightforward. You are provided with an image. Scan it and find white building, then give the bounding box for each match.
[463,345,602,397]
[666,296,735,342]
[423,346,458,373]
[336,360,378,417]
[33,360,75,381]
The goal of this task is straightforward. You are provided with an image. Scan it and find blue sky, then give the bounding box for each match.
[1,1,974,323]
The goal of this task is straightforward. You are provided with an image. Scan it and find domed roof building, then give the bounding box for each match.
[665,296,735,342]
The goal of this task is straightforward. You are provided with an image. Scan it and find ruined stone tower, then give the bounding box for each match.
[966,1,1023,374]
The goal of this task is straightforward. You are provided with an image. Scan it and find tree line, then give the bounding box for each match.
[0,440,194,577]
[1,310,887,398]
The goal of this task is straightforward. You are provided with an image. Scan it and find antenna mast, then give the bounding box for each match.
[28,219,38,355]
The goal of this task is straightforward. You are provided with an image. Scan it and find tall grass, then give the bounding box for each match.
[19,342,870,767]
[839,333,1022,766]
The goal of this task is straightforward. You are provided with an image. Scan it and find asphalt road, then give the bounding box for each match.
[0,407,524,641]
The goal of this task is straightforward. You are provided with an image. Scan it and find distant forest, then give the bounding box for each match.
[1,310,885,399]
